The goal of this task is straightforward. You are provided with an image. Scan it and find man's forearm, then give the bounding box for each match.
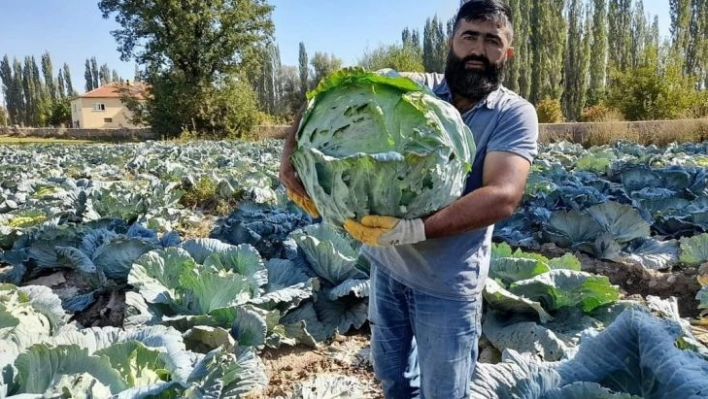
[422,186,520,239]
[279,112,301,165]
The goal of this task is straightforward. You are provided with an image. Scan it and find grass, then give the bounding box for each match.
[540,118,708,147]
[0,136,96,145]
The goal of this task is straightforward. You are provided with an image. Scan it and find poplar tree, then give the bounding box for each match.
[41,52,56,100]
[63,63,75,96]
[588,0,608,104]
[91,57,99,89]
[298,42,309,98]
[84,59,93,92]
[57,68,66,98]
[562,0,590,120]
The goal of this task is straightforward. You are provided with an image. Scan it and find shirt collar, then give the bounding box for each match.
[435,81,504,110]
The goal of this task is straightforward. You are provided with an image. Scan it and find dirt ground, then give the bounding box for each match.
[256,331,383,399]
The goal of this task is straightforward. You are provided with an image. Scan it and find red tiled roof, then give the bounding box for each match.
[77,82,148,100]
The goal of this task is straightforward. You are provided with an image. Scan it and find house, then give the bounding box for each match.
[70,81,146,128]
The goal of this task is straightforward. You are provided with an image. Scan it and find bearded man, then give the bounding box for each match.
[279,1,538,397]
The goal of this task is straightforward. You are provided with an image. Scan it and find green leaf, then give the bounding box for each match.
[547,253,582,271]
[128,248,197,307]
[14,344,128,394]
[95,341,170,387]
[489,257,552,286]
[483,279,553,323]
[585,202,651,244]
[509,270,620,313]
[679,233,708,266]
[179,270,253,315]
[202,244,267,293]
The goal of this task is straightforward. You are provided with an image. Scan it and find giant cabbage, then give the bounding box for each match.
[291,68,476,227]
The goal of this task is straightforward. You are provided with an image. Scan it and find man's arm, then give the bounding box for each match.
[278,108,307,198]
[423,151,531,239]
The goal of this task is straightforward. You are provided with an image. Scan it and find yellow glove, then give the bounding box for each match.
[343,215,426,246]
[286,188,319,218]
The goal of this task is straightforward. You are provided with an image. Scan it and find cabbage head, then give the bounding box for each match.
[291,68,476,227]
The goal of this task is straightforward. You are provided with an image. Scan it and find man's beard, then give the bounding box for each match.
[444,51,506,101]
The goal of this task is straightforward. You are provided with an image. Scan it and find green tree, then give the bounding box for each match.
[608,0,633,71]
[248,42,281,115]
[562,0,590,121]
[358,44,425,72]
[607,46,701,120]
[310,52,343,88]
[100,63,111,86]
[505,0,523,94]
[278,65,302,117]
[57,68,66,98]
[99,0,274,138]
[112,69,121,83]
[0,55,19,124]
[63,63,75,96]
[84,59,93,92]
[41,52,56,100]
[529,0,566,104]
[588,0,608,104]
[423,15,446,73]
[12,59,25,125]
[0,106,7,126]
[91,57,99,89]
[298,42,309,97]
[48,97,71,127]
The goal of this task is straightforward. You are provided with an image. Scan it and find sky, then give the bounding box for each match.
[0,0,671,98]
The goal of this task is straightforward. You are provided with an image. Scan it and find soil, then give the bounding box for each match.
[254,331,383,399]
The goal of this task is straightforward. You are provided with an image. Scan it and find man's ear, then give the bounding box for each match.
[506,47,515,59]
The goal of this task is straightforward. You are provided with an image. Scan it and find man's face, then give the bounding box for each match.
[445,18,512,99]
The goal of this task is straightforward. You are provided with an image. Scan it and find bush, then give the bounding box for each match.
[536,98,564,123]
[580,104,624,122]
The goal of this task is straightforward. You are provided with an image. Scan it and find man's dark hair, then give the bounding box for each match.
[453,0,514,42]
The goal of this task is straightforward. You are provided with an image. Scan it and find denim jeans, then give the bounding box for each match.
[368,264,483,399]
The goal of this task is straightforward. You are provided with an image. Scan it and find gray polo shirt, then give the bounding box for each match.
[361,72,539,301]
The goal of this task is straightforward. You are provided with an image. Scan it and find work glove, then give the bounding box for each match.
[343,215,426,247]
[286,188,319,218]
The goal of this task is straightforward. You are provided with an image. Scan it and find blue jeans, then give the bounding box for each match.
[368,265,483,399]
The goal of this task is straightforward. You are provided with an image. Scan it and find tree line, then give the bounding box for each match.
[6,0,703,135]
[252,0,707,126]
[0,52,125,127]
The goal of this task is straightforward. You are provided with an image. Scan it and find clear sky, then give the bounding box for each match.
[0,0,671,97]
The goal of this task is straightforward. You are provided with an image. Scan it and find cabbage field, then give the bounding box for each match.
[1,138,708,398]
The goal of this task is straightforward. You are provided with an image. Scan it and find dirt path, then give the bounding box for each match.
[256,331,382,399]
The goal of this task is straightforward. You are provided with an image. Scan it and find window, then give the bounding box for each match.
[93,103,106,112]
[104,118,113,123]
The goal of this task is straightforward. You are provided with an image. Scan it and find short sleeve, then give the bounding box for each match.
[487,100,539,164]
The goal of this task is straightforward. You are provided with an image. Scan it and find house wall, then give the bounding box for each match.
[70,97,141,129]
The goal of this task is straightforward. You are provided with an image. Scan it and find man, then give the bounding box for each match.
[280,1,538,397]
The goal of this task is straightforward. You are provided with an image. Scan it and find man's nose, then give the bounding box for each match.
[466,38,484,56]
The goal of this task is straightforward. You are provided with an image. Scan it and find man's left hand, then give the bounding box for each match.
[343,216,426,246]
